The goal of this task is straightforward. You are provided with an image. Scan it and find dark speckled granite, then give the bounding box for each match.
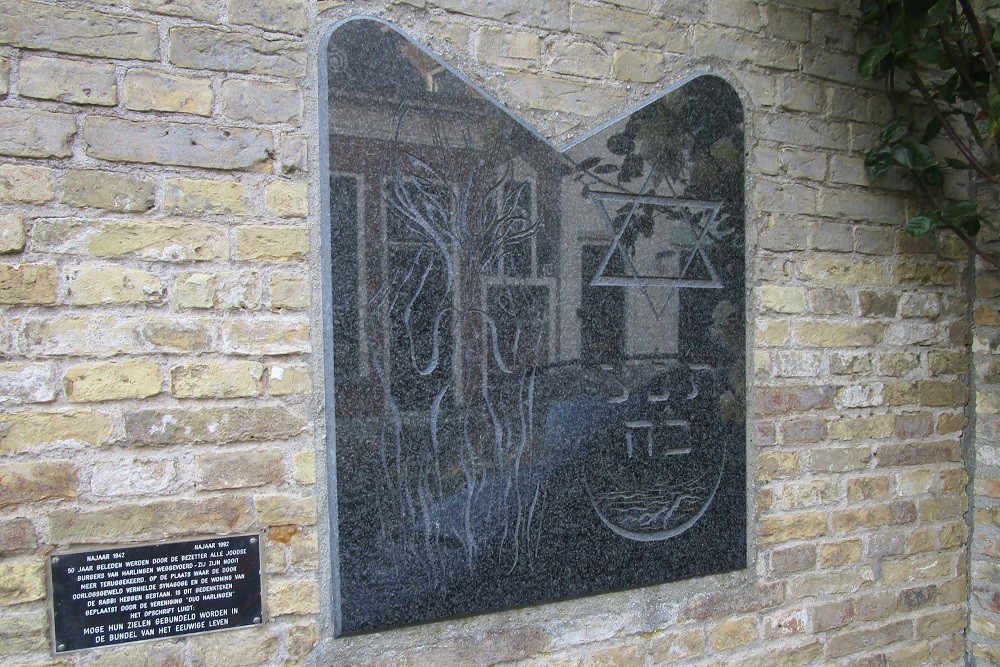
[324,18,746,636]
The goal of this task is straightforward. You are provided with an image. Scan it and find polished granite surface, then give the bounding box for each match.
[324,18,747,635]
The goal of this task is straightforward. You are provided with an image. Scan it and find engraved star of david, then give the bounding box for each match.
[588,191,724,318]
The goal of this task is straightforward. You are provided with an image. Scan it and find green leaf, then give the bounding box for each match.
[860,43,893,79]
[926,0,951,24]
[893,141,936,170]
[922,117,942,144]
[945,157,974,170]
[904,214,939,236]
[881,116,913,144]
[865,147,893,180]
[941,199,978,221]
[962,216,983,236]
[923,166,944,186]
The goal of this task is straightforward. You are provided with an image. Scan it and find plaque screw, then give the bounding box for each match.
[52,556,59,564]
[250,537,257,544]
[57,644,65,651]
[253,616,261,624]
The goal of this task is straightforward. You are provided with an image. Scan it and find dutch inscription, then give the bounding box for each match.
[50,535,262,652]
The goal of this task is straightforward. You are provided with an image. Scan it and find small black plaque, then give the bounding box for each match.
[50,534,262,653]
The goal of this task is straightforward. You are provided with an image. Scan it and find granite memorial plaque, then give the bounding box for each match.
[322,17,746,635]
[49,535,262,652]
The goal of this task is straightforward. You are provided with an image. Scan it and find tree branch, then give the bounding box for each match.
[910,72,1000,182]
[957,0,1000,97]
[912,171,1000,271]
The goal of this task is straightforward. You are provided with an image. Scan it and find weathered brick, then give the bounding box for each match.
[266,578,319,616]
[264,181,307,218]
[877,440,961,467]
[169,25,306,78]
[759,285,807,314]
[476,25,541,69]
[828,414,894,440]
[0,410,112,453]
[0,263,56,305]
[0,559,45,605]
[33,219,228,262]
[506,72,627,116]
[0,56,8,97]
[894,261,960,286]
[165,178,248,215]
[269,272,308,309]
[759,512,827,544]
[91,458,176,498]
[612,48,664,83]
[757,385,833,414]
[433,0,568,30]
[832,502,916,533]
[847,476,891,501]
[0,461,77,508]
[680,582,785,622]
[781,480,838,509]
[758,451,800,481]
[0,214,25,253]
[789,566,876,598]
[0,164,55,204]
[545,39,610,78]
[709,616,759,652]
[0,607,47,654]
[0,362,55,405]
[268,364,310,395]
[62,170,155,213]
[918,380,967,407]
[124,68,214,116]
[19,55,117,106]
[293,448,315,484]
[173,271,260,310]
[819,539,863,568]
[221,78,302,125]
[794,320,885,347]
[132,0,221,21]
[143,316,214,352]
[236,226,308,261]
[883,553,955,586]
[799,256,890,286]
[693,25,796,69]
[189,627,278,667]
[221,319,309,354]
[807,446,873,473]
[65,265,164,305]
[255,494,316,526]
[49,496,252,543]
[64,360,162,402]
[84,117,273,171]
[171,361,264,398]
[196,450,283,490]
[90,643,185,667]
[0,0,159,60]
[124,405,305,445]
[287,623,320,660]
[769,544,816,576]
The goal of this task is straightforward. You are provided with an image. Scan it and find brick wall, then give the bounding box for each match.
[0,0,982,665]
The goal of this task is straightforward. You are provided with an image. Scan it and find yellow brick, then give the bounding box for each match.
[759,285,807,314]
[171,361,264,398]
[0,163,55,203]
[268,364,311,395]
[269,272,309,309]
[264,181,308,218]
[649,627,705,662]
[188,628,278,667]
[759,512,827,545]
[254,494,316,526]
[818,539,862,568]
[172,271,260,310]
[124,68,213,115]
[828,414,894,440]
[0,461,77,508]
[757,451,800,481]
[798,256,890,286]
[64,360,162,402]
[832,503,915,533]
[236,226,308,261]
[0,214,25,254]
[62,169,155,213]
[0,263,56,304]
[65,265,164,304]
[709,616,759,652]
[195,450,284,490]
[293,449,315,484]
[165,177,248,215]
[476,26,541,67]
[612,47,664,83]
[267,578,319,616]
[756,318,789,346]
[0,559,45,605]
[222,319,309,354]
[19,55,117,106]
[882,553,953,585]
[781,480,838,509]
[34,219,228,262]
[794,320,885,347]
[0,410,112,453]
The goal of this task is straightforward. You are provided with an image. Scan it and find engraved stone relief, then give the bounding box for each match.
[323,18,746,634]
